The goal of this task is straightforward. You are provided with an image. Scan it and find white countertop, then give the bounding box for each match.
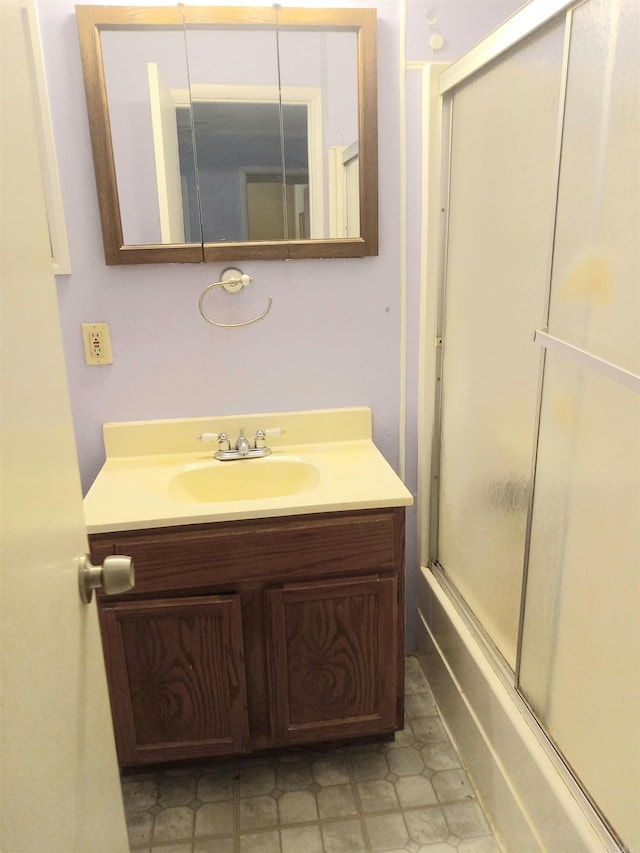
[83,408,413,534]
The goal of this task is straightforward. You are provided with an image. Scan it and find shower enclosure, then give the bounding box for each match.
[418,0,639,850]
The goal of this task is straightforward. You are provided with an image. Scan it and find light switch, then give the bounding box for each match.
[82,322,112,365]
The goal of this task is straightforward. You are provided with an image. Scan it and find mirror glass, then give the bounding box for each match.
[100,27,195,246]
[277,29,360,240]
[179,25,285,244]
[76,6,378,264]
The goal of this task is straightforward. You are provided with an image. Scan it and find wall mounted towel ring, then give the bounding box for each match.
[198,268,273,328]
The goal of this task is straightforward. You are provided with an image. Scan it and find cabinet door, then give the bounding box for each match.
[99,595,248,766]
[266,575,399,745]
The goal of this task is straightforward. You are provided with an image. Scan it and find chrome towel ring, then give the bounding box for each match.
[198,268,272,328]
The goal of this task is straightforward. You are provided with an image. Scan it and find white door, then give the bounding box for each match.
[148,61,186,243]
[0,3,129,851]
[328,141,359,238]
[342,143,360,238]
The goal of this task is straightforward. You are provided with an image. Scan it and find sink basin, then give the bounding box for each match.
[169,460,320,503]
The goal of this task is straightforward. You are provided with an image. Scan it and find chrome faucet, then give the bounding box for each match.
[235,429,251,456]
[197,428,285,461]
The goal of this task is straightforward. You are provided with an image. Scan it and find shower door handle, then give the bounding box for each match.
[79,553,135,604]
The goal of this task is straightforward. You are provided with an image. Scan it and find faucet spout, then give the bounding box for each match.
[235,428,251,456]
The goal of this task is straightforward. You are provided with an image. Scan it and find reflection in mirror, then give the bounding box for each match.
[180,25,284,244]
[177,98,312,243]
[277,29,359,240]
[76,6,378,264]
[100,26,195,247]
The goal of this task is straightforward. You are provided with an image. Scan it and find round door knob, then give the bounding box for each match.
[79,554,135,604]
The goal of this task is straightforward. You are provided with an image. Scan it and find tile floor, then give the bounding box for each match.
[122,656,501,853]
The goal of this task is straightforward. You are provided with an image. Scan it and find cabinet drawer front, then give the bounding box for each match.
[266,574,399,744]
[91,508,404,597]
[100,594,249,765]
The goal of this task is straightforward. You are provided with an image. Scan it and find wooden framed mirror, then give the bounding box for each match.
[76,5,378,264]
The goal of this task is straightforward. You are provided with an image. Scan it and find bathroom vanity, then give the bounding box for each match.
[84,409,412,767]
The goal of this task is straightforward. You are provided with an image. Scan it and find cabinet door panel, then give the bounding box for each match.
[267,575,398,744]
[100,595,248,765]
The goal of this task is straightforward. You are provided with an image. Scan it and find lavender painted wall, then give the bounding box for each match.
[38,0,522,651]
[38,0,403,496]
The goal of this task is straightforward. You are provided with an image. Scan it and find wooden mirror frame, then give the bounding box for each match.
[76,5,378,265]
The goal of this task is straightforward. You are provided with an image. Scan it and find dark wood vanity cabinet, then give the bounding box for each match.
[90,507,405,767]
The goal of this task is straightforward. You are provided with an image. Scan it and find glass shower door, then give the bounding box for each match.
[435,22,565,668]
[518,0,640,845]
[430,0,639,846]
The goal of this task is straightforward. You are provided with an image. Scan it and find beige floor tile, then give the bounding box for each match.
[122,779,158,812]
[158,775,197,807]
[405,663,431,695]
[126,810,153,847]
[365,812,410,850]
[394,775,438,809]
[275,759,314,791]
[420,743,462,772]
[281,823,324,853]
[317,783,358,819]
[384,725,417,749]
[431,768,475,803]
[238,794,278,831]
[387,746,425,777]
[312,754,350,786]
[197,770,235,803]
[404,807,450,845]
[405,691,438,719]
[278,789,318,824]
[152,806,195,843]
[239,829,280,853]
[442,801,490,838]
[357,779,400,813]
[410,717,448,745]
[350,751,390,781]
[193,837,234,853]
[195,800,235,837]
[321,818,367,853]
[238,765,276,798]
[405,656,424,677]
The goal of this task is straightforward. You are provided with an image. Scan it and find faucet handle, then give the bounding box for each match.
[198,432,231,451]
[197,432,221,442]
[255,427,285,449]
